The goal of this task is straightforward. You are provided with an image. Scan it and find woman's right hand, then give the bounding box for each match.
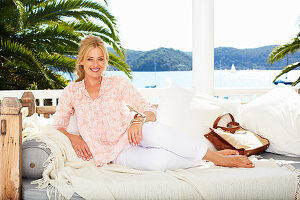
[69,135,93,161]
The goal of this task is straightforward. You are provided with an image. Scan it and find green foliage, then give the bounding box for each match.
[268,31,300,85]
[0,0,131,89]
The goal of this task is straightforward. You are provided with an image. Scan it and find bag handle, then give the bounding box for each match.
[213,112,240,133]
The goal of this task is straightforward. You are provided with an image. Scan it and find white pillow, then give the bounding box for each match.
[23,112,79,135]
[238,85,300,157]
[157,83,241,151]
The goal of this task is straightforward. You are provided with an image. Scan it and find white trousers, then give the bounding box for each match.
[114,122,208,171]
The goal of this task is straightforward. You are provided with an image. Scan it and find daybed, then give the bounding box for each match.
[0,87,300,200]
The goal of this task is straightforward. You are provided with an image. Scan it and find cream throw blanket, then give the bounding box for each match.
[22,114,300,200]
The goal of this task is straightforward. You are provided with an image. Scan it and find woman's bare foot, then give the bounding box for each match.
[217,149,239,156]
[214,155,254,168]
[203,149,255,168]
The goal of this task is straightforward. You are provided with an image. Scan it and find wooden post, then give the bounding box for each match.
[0,97,22,200]
[21,92,36,116]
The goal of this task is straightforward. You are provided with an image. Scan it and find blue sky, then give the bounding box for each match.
[107,0,300,51]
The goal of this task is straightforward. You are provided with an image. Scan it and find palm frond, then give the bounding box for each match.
[37,53,76,74]
[0,0,23,31]
[0,1,17,20]
[69,10,118,37]
[273,62,300,85]
[25,0,117,36]
[0,39,58,88]
[21,24,81,53]
[67,21,126,59]
[268,37,300,64]
[1,59,46,89]
[0,38,41,70]
[12,0,25,30]
[0,24,16,39]
[70,21,115,40]
[109,42,126,60]
[292,76,300,86]
[1,0,128,89]
[40,67,68,89]
[108,52,132,79]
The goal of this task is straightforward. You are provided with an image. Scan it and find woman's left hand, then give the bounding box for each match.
[127,123,143,146]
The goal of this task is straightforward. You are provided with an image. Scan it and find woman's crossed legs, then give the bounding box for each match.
[115,122,254,171]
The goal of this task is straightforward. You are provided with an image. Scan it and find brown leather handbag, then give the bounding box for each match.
[204,112,270,156]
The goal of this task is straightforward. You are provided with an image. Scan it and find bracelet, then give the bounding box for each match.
[135,117,146,124]
[130,118,144,124]
[130,117,146,126]
[130,121,143,126]
[134,112,146,119]
[127,106,146,125]
[134,112,146,123]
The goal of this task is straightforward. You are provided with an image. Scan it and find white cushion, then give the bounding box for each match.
[23,113,79,135]
[157,83,241,151]
[238,85,300,157]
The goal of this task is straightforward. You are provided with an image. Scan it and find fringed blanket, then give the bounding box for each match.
[22,114,300,200]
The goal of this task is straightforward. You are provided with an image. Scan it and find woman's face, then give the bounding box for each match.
[81,47,106,80]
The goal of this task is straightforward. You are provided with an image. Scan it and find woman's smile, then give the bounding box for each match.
[90,67,101,72]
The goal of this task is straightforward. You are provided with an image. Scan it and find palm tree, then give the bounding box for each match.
[268,31,300,86]
[0,0,131,89]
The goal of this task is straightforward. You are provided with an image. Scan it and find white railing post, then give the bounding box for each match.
[192,0,214,95]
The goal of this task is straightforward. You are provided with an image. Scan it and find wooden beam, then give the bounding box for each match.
[21,92,36,116]
[36,106,56,118]
[0,97,22,200]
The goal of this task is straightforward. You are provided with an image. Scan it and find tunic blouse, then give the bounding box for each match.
[52,75,157,166]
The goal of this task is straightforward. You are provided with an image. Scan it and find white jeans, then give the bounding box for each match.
[114,122,208,171]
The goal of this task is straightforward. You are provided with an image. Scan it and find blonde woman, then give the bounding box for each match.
[52,36,255,171]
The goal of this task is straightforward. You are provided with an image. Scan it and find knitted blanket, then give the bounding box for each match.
[22,114,300,200]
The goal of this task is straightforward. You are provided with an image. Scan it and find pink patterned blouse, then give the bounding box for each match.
[52,75,157,166]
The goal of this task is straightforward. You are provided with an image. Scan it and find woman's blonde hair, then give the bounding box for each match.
[75,36,109,82]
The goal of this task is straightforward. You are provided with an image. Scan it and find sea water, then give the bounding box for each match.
[62,70,300,88]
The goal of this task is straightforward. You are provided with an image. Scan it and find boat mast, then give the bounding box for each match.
[154,57,157,87]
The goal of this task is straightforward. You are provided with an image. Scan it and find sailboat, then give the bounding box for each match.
[145,58,157,88]
[231,64,236,73]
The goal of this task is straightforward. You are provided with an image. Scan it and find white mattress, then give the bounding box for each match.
[22,152,300,200]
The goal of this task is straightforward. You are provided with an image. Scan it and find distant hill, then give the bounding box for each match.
[107,46,300,71]
[214,45,299,70]
[107,47,192,71]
